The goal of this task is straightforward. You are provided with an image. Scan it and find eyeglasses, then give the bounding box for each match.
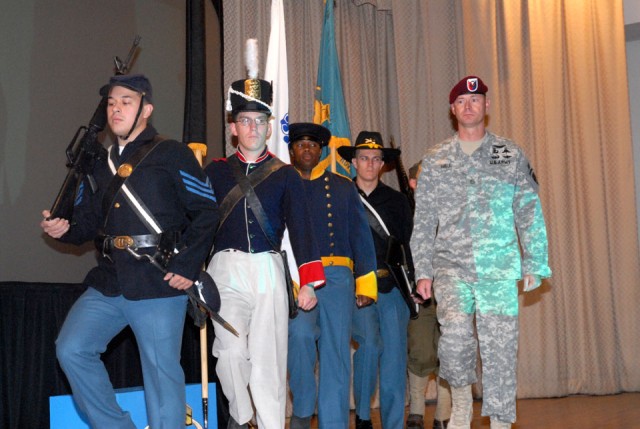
[235,117,269,127]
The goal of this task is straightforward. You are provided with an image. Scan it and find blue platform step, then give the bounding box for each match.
[50,382,217,428]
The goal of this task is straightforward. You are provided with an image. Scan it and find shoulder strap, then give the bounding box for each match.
[225,156,298,318]
[361,193,418,316]
[216,155,286,235]
[102,135,165,231]
[359,194,390,239]
[360,193,408,265]
[226,156,282,250]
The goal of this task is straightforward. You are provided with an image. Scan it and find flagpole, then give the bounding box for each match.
[185,1,210,427]
[265,0,301,289]
[314,0,353,178]
[331,143,336,173]
[265,0,290,162]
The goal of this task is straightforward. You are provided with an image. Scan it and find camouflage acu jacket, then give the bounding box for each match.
[410,131,551,283]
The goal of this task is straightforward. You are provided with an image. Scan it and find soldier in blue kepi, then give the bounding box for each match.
[339,131,415,429]
[204,40,326,429]
[411,76,552,429]
[41,74,219,429]
[286,122,377,429]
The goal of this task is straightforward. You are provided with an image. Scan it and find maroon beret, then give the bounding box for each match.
[449,76,488,104]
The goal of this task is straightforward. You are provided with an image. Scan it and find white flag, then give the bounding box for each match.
[265,0,299,285]
[265,0,290,162]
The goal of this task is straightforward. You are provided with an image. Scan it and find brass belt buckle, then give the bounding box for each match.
[376,268,390,278]
[113,235,134,250]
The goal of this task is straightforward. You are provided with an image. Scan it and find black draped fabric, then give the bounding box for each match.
[0,282,228,428]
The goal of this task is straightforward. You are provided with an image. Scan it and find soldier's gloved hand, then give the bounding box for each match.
[523,274,541,292]
[297,285,318,311]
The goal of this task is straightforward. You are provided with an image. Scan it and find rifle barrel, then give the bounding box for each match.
[115,35,141,75]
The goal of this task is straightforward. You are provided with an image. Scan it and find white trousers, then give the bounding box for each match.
[207,250,289,428]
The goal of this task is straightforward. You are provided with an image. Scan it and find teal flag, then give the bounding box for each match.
[312,0,352,178]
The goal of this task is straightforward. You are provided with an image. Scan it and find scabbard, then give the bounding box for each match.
[280,250,299,319]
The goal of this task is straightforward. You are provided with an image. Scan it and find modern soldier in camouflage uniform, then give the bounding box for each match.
[411,76,551,429]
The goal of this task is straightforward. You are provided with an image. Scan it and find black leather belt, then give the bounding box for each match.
[99,234,160,251]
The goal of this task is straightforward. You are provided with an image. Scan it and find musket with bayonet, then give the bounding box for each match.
[48,36,141,222]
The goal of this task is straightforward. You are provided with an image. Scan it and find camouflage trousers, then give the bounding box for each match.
[434,277,519,423]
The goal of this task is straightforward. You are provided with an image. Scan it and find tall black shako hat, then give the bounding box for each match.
[288,123,331,148]
[226,39,273,117]
[100,74,153,103]
[338,131,400,162]
[449,75,488,104]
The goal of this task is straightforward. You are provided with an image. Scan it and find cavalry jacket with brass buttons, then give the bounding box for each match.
[204,148,325,288]
[59,126,219,300]
[302,169,377,300]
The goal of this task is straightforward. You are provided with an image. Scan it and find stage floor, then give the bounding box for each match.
[286,392,640,428]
